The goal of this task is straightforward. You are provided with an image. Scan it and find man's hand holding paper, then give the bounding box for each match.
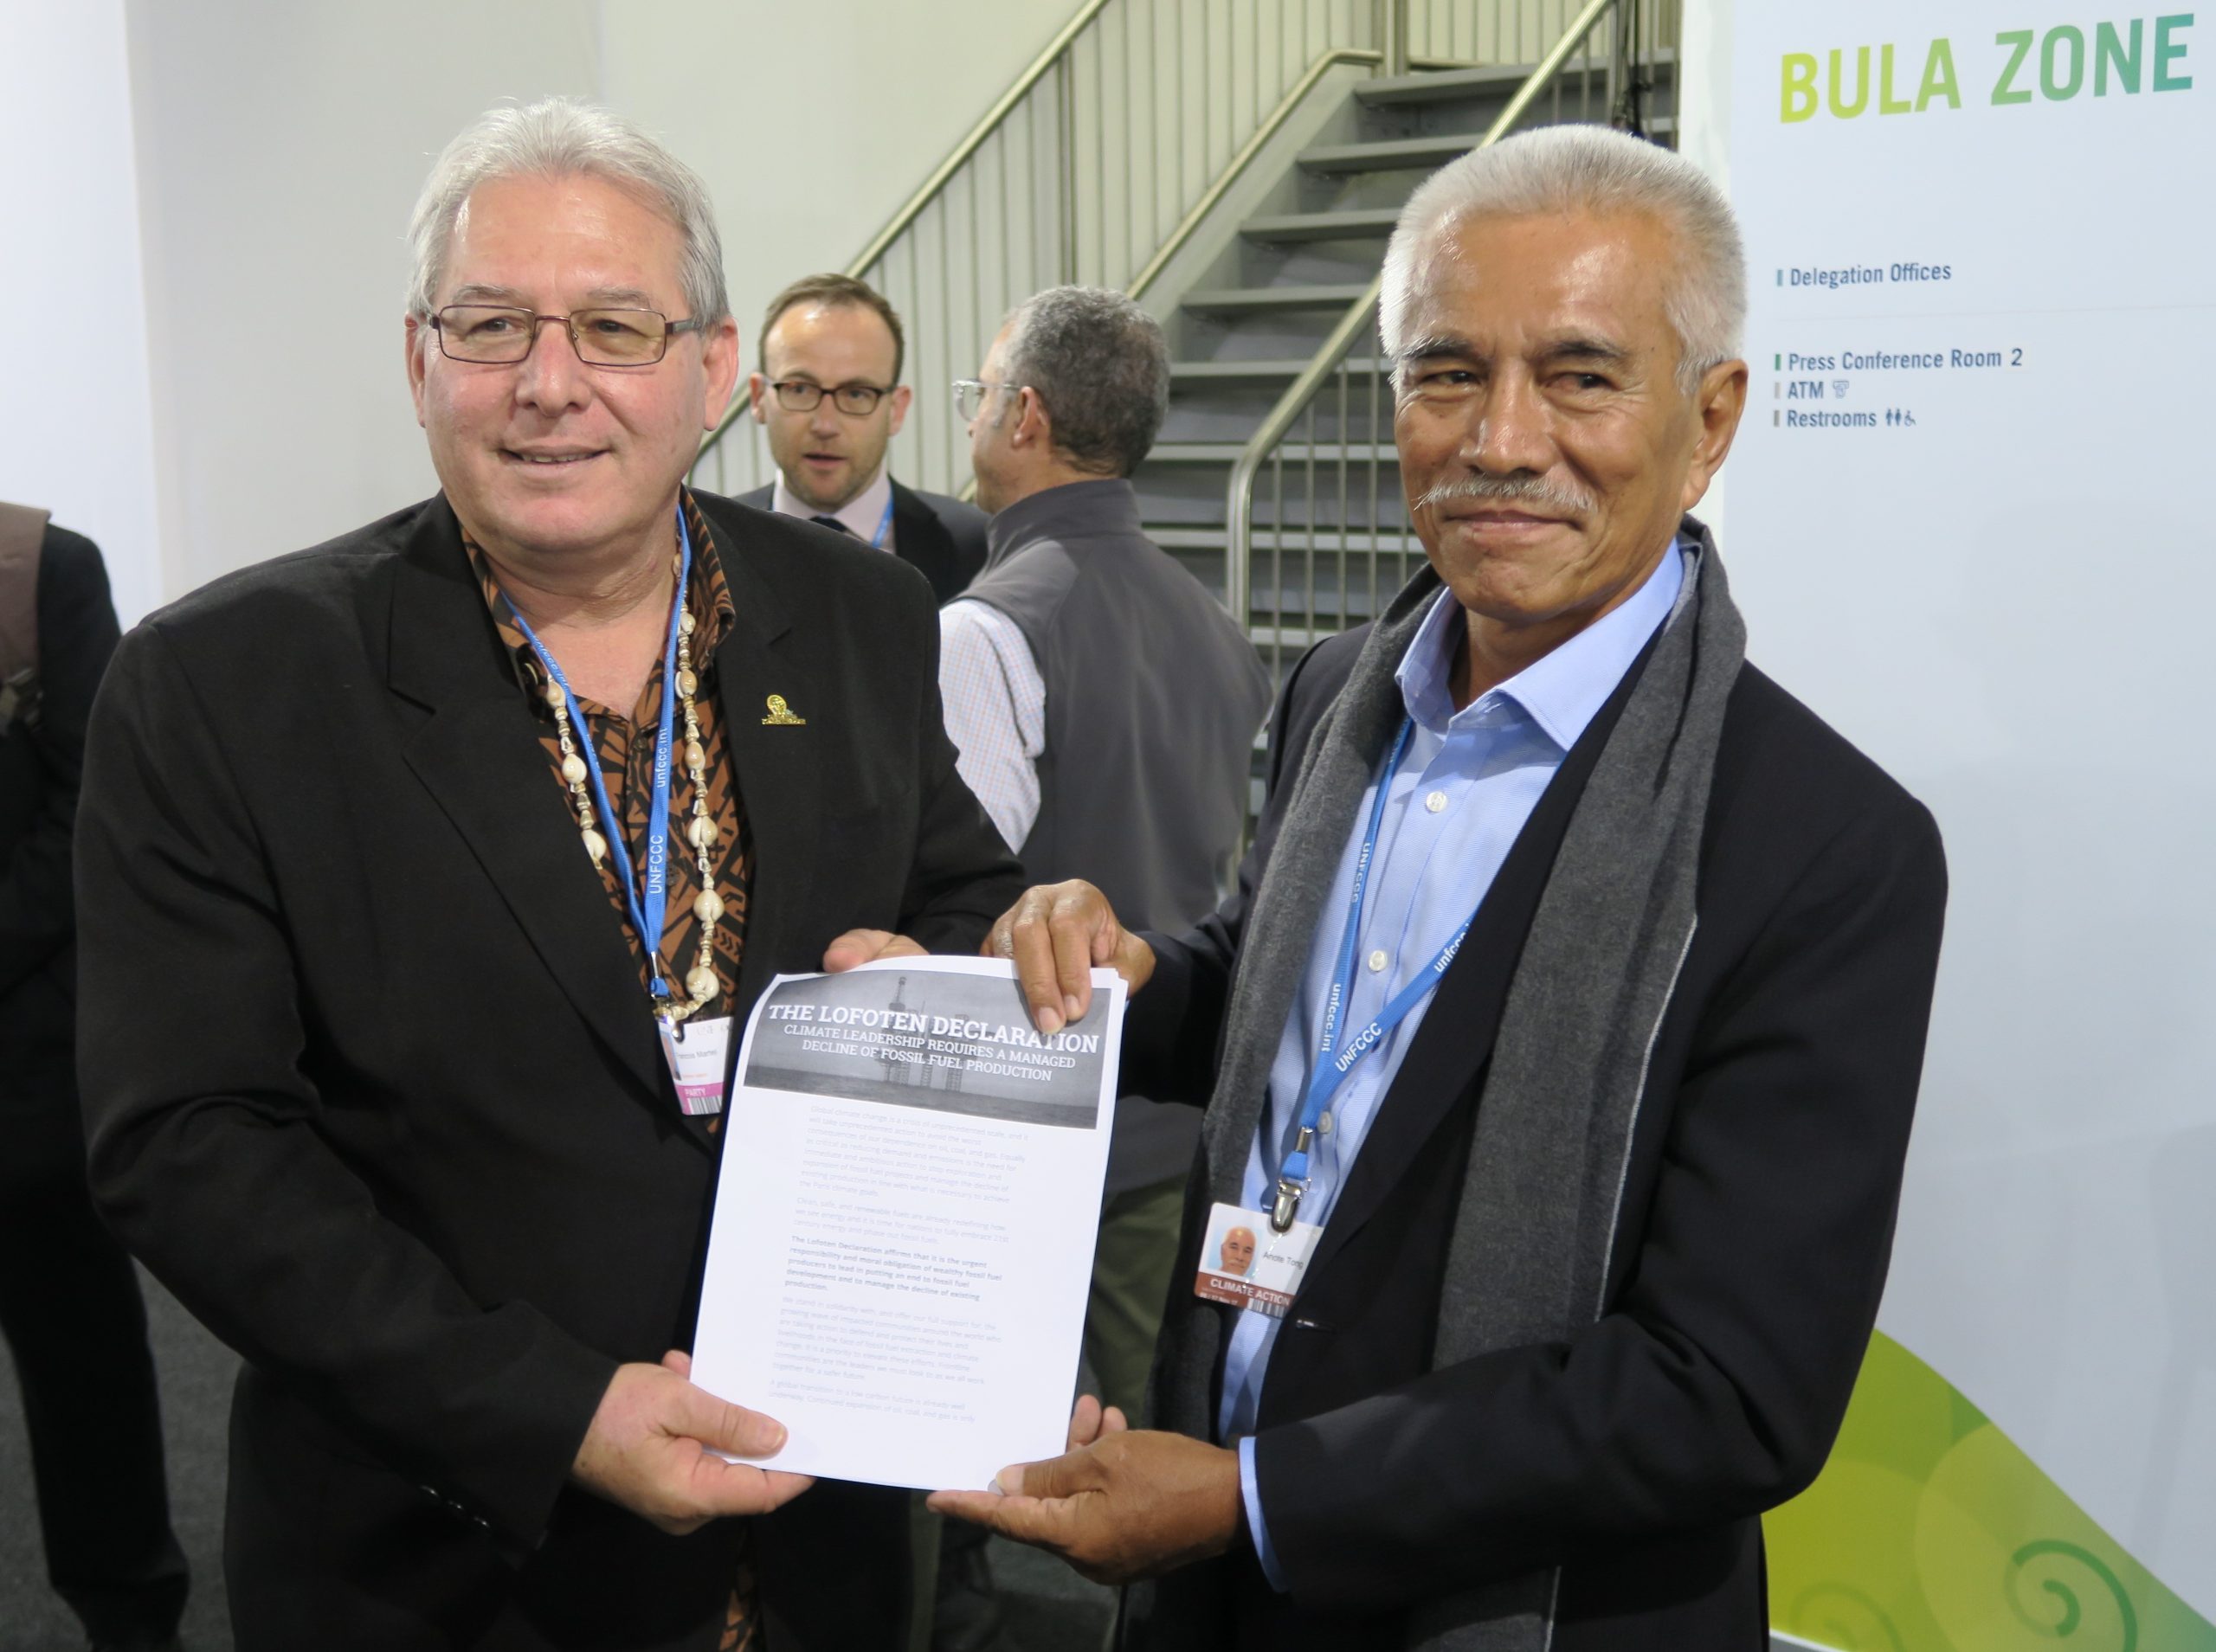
[928,1395,1242,1585]
[570,1351,812,1535]
[985,877,1156,1032]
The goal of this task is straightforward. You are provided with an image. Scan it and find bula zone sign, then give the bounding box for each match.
[1781,16,2193,121]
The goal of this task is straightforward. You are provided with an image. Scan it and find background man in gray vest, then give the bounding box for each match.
[944,286,1271,1424]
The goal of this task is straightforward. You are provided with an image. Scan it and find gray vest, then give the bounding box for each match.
[965,479,1269,935]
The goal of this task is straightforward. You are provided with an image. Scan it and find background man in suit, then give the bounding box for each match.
[934,126,1949,1651]
[740,273,989,602]
[74,99,1017,1652]
[0,506,188,1651]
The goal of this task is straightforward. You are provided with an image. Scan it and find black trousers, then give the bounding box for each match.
[0,1064,189,1642]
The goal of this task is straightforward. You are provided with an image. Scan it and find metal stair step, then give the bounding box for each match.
[1248,607,1389,631]
[1181,284,1370,313]
[1294,118,1675,178]
[1169,357,1389,382]
[1298,132,1492,173]
[1245,622,1343,652]
[1356,50,1675,106]
[1354,61,1534,104]
[1143,441,1399,465]
[1240,208,1401,243]
[1151,527,1416,553]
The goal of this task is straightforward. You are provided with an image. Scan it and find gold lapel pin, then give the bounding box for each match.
[763,694,807,726]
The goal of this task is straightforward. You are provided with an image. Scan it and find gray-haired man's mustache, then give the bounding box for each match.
[1413,474,1594,515]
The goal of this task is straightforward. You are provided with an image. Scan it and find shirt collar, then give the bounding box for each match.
[1395,538,1688,749]
[464,487,739,713]
[771,463,895,548]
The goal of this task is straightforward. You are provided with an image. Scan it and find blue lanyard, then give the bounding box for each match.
[1271,717,1476,1231]
[869,494,894,550]
[507,506,693,1007]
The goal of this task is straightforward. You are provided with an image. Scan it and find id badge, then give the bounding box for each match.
[656,1014,731,1116]
[1194,1199,1322,1319]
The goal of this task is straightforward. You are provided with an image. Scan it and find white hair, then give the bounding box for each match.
[406,98,728,326]
[1378,125,1745,392]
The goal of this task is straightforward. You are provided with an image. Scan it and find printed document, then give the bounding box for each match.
[692,956,1124,1491]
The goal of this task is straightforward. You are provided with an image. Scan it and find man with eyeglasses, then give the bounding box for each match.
[739,273,988,604]
[73,98,1019,1652]
[945,285,1269,1456]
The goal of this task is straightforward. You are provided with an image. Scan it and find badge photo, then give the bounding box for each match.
[1194,1200,1320,1319]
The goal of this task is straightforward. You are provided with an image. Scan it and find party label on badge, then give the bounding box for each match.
[657,1014,732,1116]
[1194,1200,1322,1318]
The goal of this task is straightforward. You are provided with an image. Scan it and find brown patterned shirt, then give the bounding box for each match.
[467,490,753,1016]
[468,491,763,1644]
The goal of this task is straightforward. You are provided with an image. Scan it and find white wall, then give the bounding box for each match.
[109,0,1073,604]
[123,0,603,602]
[0,0,163,624]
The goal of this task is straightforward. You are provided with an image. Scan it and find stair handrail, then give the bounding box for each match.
[940,41,1401,509]
[697,0,1116,460]
[1126,45,1382,303]
[1221,0,1622,621]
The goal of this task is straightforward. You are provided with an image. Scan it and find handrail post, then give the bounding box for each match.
[1056,53,1079,283]
[1608,0,1636,131]
[1377,0,1409,77]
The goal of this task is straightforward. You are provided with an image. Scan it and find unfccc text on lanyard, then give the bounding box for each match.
[1270,717,1476,1233]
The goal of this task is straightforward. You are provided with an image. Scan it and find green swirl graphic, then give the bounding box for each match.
[1763,1332,2214,1651]
[1790,1583,1909,1652]
[2007,1541,2138,1650]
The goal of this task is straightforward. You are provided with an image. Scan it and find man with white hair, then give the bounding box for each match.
[932,125,1949,1650]
[74,99,1018,1649]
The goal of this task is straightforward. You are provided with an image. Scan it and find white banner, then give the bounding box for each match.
[1712,3,2216,1642]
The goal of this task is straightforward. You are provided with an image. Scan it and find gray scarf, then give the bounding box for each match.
[1154,522,1746,1652]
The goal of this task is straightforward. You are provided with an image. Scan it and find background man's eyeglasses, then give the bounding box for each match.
[767,380,893,416]
[951,378,1012,421]
[430,305,702,367]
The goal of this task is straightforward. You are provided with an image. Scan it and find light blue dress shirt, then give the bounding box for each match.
[1222,544,1686,1588]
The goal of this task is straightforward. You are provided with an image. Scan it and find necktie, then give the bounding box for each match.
[809,515,854,537]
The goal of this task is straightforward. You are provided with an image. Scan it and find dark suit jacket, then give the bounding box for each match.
[1,523,119,1170]
[1120,607,1948,1651]
[74,492,1021,1651]
[738,476,988,602]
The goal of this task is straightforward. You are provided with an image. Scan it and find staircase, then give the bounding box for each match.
[1137,42,1678,710]
[691,0,1681,739]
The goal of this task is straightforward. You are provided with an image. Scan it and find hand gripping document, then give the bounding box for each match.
[692,956,1124,1491]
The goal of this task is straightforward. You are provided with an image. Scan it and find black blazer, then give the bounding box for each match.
[737,476,988,603]
[74,492,1021,1651]
[1,525,118,1147]
[1120,606,1948,1651]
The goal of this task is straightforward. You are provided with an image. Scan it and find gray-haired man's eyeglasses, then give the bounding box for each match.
[767,380,893,416]
[952,379,1013,421]
[429,305,703,367]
